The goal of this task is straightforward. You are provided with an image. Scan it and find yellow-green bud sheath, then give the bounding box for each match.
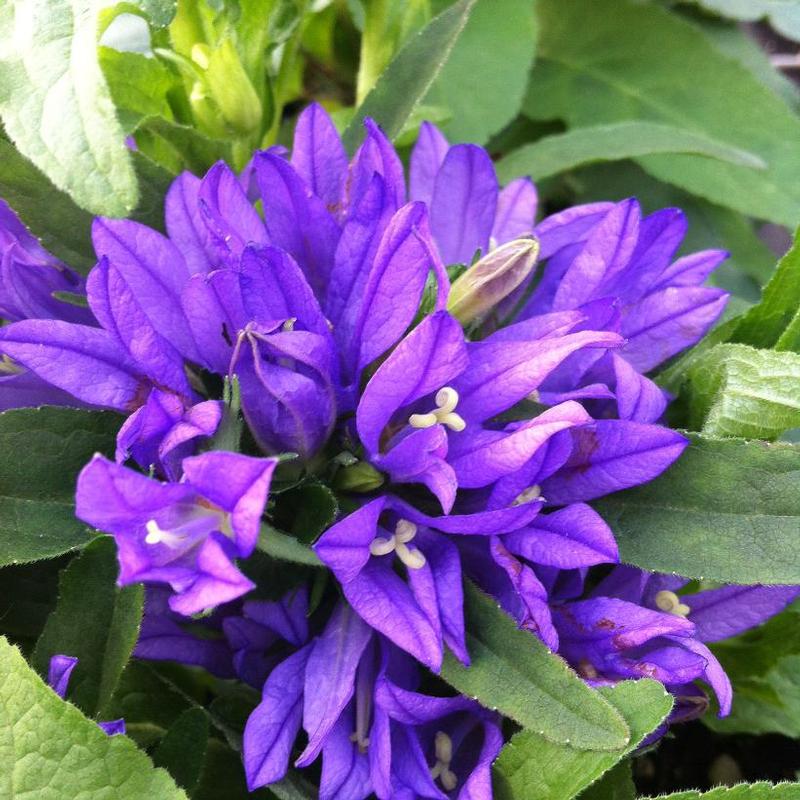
[447,237,540,325]
[189,37,262,137]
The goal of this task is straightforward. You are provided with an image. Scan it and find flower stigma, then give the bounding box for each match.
[408,387,466,432]
[655,590,691,617]
[430,730,458,791]
[369,519,426,569]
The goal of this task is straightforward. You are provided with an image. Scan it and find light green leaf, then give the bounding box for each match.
[687,0,800,42]
[642,782,800,799]
[684,344,800,438]
[440,582,630,751]
[527,0,800,226]
[493,680,672,800]
[731,228,800,352]
[0,1,139,216]
[257,525,323,566]
[0,407,120,568]
[342,0,477,153]
[33,538,143,719]
[595,434,800,585]
[131,0,178,29]
[0,636,187,799]
[497,122,765,183]
[424,0,537,144]
[100,47,177,134]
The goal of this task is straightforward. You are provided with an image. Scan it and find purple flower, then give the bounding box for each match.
[47,654,126,735]
[76,450,277,614]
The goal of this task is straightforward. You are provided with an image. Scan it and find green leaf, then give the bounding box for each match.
[731,228,800,352]
[0,636,187,799]
[257,525,323,567]
[277,483,338,544]
[578,760,635,800]
[641,782,800,799]
[686,0,800,42]
[100,47,178,134]
[342,0,477,153]
[705,654,800,739]
[130,0,178,29]
[595,434,800,584]
[33,538,143,718]
[703,610,800,739]
[493,680,672,800]
[683,344,800,438]
[440,582,630,751]
[424,0,537,144]
[0,1,139,216]
[497,122,765,183]
[527,0,800,227]
[152,708,209,794]
[0,407,120,567]
[0,138,96,271]
[0,559,62,640]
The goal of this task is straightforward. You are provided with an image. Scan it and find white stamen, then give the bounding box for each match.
[655,590,691,617]
[408,386,466,432]
[430,731,458,791]
[513,485,543,506]
[282,317,297,332]
[368,520,426,569]
[144,519,184,547]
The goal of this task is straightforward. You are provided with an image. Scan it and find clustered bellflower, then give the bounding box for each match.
[1,103,796,798]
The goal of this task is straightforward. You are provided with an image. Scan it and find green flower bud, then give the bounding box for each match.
[447,237,540,325]
[334,461,385,493]
[190,37,262,137]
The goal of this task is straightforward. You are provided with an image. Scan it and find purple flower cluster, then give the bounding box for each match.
[1,103,795,798]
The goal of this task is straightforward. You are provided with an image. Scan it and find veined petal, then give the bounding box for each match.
[199,161,267,259]
[686,585,800,643]
[448,401,592,489]
[621,285,728,373]
[298,603,373,766]
[244,645,312,790]
[291,102,348,210]
[0,319,145,411]
[92,218,199,363]
[239,245,330,337]
[651,249,728,292]
[409,121,449,206]
[357,312,468,455]
[347,118,406,214]
[533,201,615,260]
[181,451,277,556]
[552,199,640,311]
[431,144,498,266]
[255,151,340,297]
[491,177,538,245]
[454,329,622,423]
[165,172,214,274]
[315,497,387,583]
[504,503,618,569]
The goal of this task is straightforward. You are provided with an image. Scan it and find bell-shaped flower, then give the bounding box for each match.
[76,450,277,615]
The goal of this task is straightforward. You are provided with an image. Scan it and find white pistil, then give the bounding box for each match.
[368,519,426,569]
[349,730,370,753]
[655,590,691,617]
[512,484,544,506]
[144,519,185,548]
[430,731,458,791]
[408,387,466,433]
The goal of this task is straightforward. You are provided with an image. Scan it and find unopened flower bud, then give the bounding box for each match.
[334,461,385,493]
[190,37,262,137]
[447,237,539,325]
